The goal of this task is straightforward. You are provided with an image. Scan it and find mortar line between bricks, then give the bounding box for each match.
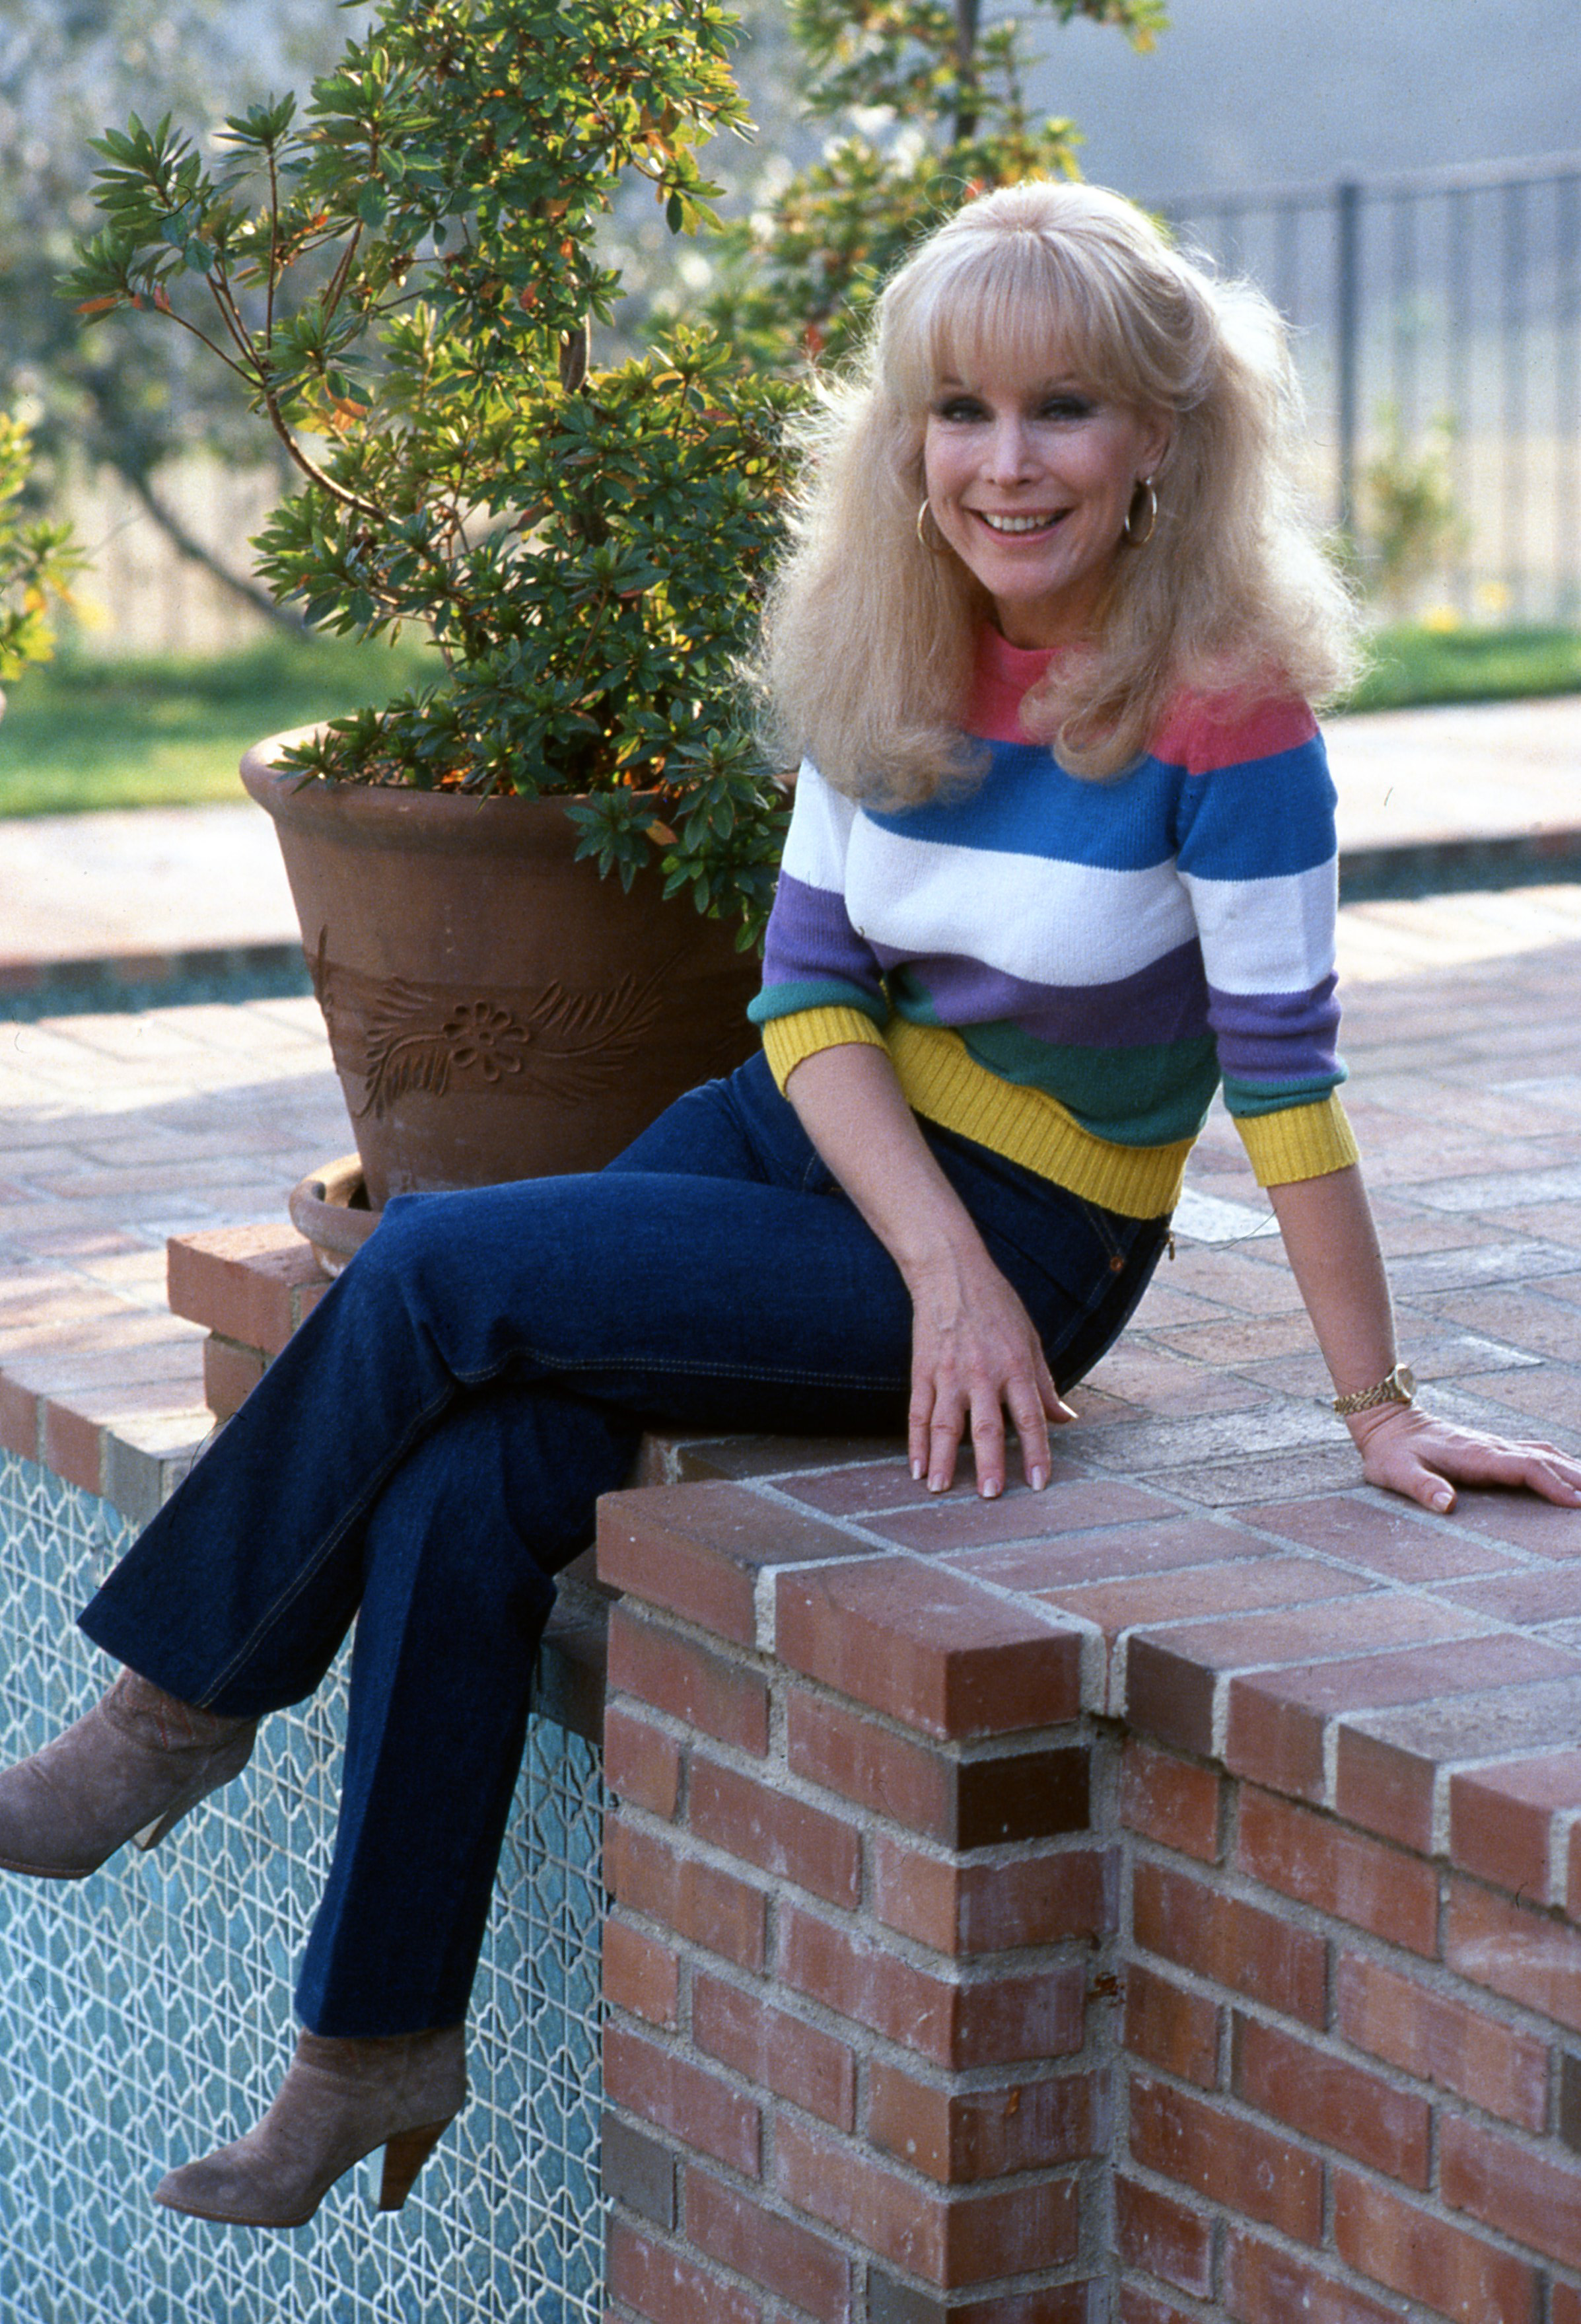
[1325,2131,1581,2290]
[750,1461,1572,1622]
[1124,1830,1581,2100]
[619,1604,1109,1772]
[746,1459,1294,1558]
[615,1977,1098,2183]
[1081,1725,1126,2288]
[619,1698,1113,1863]
[1135,2174,1465,2324]
[614,1826,1107,1992]
[738,1469,1557,1718]
[1124,2054,1451,2222]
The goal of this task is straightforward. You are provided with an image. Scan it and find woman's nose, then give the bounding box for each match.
[983,417,1035,482]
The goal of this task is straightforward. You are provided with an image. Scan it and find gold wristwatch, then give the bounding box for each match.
[1333,1362,1416,1418]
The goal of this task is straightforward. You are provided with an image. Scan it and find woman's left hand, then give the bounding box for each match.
[1347,1401,1581,1515]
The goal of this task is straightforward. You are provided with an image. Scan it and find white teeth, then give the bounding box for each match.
[979,511,1055,534]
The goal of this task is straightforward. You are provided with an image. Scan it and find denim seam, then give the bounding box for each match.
[1039,1214,1161,1363]
[193,1375,465,1708]
[474,1347,909,1394]
[1049,1216,1170,1387]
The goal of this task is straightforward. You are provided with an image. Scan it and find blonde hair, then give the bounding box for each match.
[757,180,1361,800]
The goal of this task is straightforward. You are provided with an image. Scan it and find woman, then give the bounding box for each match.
[2,179,1576,2230]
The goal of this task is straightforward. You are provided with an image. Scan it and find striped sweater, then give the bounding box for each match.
[749,624,1358,1219]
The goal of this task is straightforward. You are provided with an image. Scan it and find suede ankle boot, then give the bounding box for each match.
[153,2025,468,2227]
[0,1667,257,1879]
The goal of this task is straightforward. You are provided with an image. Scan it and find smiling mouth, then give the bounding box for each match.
[976,510,1064,535]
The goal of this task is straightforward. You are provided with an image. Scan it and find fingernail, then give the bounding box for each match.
[929,1474,946,1494]
[981,1480,1001,1500]
[1030,1467,1048,1492]
[912,1461,924,1482]
[1432,1488,1452,1511]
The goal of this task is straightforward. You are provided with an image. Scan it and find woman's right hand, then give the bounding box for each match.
[906,1244,1076,1499]
[780,1040,1076,1500]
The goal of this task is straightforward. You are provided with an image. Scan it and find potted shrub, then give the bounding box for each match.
[66,0,800,1207]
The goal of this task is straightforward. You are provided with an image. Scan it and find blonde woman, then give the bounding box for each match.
[1,179,1575,2229]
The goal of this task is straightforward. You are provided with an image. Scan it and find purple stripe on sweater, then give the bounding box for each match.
[871,939,1212,1048]
[1207,975,1342,1081]
[763,871,885,996]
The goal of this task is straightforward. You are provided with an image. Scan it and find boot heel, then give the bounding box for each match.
[377,2118,452,2212]
[132,1797,192,1852]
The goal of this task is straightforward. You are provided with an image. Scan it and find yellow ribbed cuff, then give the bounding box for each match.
[760,1006,889,1093]
[1236,1093,1360,1186]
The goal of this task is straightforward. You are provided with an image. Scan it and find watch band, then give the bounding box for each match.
[1333,1361,1417,1418]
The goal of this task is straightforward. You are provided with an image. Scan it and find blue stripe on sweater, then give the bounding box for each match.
[864,735,1337,880]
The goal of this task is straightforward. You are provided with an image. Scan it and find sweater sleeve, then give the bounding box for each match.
[748,760,892,1088]
[1168,696,1359,1186]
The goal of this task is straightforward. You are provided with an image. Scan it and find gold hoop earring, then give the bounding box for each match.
[1122,478,1158,548]
[916,498,950,556]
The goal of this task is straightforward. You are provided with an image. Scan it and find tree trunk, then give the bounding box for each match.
[953,0,982,142]
[118,464,303,632]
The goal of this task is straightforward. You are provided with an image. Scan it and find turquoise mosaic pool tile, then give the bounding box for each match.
[0,1448,606,2321]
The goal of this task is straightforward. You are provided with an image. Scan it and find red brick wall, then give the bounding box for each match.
[598,1475,1581,2324]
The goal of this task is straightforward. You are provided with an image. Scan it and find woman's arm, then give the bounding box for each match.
[783,1042,1074,1498]
[1268,1165,1581,1511]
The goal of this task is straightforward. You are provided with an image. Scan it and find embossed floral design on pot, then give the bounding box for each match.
[246,737,759,1209]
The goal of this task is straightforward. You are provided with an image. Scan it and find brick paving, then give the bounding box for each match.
[0,994,348,1505]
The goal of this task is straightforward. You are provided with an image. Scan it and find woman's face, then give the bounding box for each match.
[921,347,1171,651]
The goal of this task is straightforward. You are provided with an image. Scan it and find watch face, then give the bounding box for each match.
[1396,1364,1417,1399]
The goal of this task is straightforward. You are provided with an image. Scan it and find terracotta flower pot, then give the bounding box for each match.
[242,734,759,1206]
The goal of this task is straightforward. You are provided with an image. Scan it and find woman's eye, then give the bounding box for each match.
[935,396,987,423]
[1039,395,1096,421]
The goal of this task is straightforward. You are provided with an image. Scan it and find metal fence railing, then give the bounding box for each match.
[1155,151,1581,624]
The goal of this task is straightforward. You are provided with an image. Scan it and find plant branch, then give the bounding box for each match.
[321,221,365,328]
[145,298,259,388]
[266,148,280,338]
[203,267,271,371]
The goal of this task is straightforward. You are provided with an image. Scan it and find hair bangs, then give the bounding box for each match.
[884,222,1148,418]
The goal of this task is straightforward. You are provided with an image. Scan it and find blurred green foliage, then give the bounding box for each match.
[707,0,1168,369]
[0,411,81,686]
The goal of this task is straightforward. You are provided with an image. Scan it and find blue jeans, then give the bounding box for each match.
[81,1054,1167,2035]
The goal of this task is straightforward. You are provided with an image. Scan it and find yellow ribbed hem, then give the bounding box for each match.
[761,1010,1358,1215]
[887,1020,1193,1219]
[1235,1093,1360,1186]
[761,1006,888,1092]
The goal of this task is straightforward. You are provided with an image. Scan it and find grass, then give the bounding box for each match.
[1340,621,1581,715]
[0,633,439,817]
[0,620,1575,817]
